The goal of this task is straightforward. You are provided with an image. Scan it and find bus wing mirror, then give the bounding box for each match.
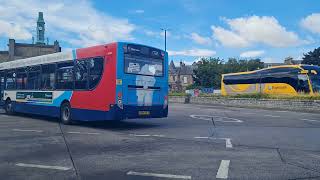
[300,70,308,74]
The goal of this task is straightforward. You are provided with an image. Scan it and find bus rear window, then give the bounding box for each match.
[124,55,163,76]
[124,44,164,77]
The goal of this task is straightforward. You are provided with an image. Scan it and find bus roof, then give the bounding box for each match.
[0,42,165,70]
[223,64,303,76]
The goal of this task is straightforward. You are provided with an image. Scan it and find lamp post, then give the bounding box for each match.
[160,28,170,51]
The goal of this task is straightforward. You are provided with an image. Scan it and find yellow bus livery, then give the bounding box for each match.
[221,65,320,96]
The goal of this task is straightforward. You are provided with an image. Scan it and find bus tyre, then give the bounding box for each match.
[60,102,72,125]
[5,100,13,115]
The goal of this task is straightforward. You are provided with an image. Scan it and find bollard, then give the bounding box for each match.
[184,94,191,104]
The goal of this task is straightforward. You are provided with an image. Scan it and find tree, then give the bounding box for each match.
[193,57,223,88]
[302,47,320,66]
[192,57,264,89]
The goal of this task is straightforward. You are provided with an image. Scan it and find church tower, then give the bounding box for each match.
[36,12,45,44]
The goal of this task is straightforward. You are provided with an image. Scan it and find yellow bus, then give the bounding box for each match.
[221,65,320,96]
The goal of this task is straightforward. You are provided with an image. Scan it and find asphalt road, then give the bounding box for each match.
[1,103,320,180]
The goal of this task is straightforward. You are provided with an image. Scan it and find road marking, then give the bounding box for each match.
[130,134,165,137]
[225,138,233,148]
[194,136,211,139]
[16,163,71,171]
[190,115,243,123]
[216,160,230,179]
[127,171,192,179]
[12,129,43,133]
[301,119,320,122]
[67,131,100,135]
[194,137,233,148]
[264,115,281,118]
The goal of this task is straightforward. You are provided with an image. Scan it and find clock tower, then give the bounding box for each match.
[36,12,45,44]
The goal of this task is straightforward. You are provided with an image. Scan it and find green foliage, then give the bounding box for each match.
[192,57,264,88]
[302,47,320,66]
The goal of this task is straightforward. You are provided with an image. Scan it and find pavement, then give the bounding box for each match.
[1,103,320,180]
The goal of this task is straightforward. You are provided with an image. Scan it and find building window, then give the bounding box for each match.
[183,76,188,84]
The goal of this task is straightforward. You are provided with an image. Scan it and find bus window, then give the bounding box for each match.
[297,74,310,93]
[88,57,103,89]
[56,62,74,90]
[309,74,320,93]
[6,70,16,90]
[27,66,41,90]
[16,68,27,90]
[41,64,56,90]
[75,60,88,90]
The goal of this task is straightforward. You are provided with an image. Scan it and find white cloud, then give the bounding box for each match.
[240,50,265,58]
[301,13,320,34]
[0,20,32,40]
[0,0,135,47]
[211,26,249,48]
[190,32,212,45]
[168,49,216,57]
[212,16,303,48]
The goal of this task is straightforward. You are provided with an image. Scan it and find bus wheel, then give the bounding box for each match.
[5,100,13,115]
[60,102,72,125]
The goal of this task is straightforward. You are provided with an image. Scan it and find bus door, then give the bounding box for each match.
[0,71,4,106]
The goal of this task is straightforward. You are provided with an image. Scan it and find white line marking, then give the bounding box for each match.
[1,115,9,117]
[16,163,71,171]
[127,171,192,179]
[12,129,43,133]
[225,138,233,148]
[67,131,100,135]
[301,119,320,122]
[264,115,281,118]
[190,115,243,123]
[130,134,165,137]
[194,136,210,139]
[194,137,233,148]
[216,160,230,179]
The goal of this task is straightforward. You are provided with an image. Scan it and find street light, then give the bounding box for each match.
[160,28,170,52]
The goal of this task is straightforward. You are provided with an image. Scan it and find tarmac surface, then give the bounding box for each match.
[1,103,320,180]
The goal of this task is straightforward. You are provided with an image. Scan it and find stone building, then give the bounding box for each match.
[264,57,302,68]
[169,60,197,92]
[0,12,61,63]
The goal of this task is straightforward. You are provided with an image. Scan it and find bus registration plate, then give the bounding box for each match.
[139,111,150,116]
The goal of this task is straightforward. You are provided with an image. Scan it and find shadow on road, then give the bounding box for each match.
[0,111,162,131]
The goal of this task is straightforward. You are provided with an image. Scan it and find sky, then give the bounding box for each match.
[0,0,319,65]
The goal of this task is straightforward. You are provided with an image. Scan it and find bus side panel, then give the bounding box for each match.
[261,83,298,95]
[70,43,117,121]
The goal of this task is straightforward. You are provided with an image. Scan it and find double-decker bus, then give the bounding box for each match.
[221,65,320,96]
[0,42,168,124]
